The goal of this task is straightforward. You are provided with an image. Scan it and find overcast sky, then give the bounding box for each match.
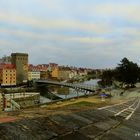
[0,0,140,68]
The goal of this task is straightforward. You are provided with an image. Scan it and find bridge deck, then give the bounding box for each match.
[36,80,98,92]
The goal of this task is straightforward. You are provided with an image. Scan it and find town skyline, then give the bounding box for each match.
[0,53,96,70]
[0,0,140,68]
[0,52,98,87]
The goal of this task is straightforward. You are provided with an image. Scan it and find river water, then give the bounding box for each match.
[40,79,100,103]
[83,79,100,85]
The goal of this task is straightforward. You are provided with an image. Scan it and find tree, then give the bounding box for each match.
[98,70,114,87]
[87,70,96,79]
[115,57,139,87]
[138,67,140,82]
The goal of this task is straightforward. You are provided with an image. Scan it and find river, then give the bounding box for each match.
[40,79,101,103]
[83,79,100,85]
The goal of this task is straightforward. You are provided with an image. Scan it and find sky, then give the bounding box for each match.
[0,0,140,68]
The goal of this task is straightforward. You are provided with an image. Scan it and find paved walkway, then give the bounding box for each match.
[0,97,140,139]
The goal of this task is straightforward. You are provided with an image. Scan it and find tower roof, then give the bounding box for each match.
[11,53,28,56]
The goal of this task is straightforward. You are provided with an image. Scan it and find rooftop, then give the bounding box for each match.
[11,53,28,56]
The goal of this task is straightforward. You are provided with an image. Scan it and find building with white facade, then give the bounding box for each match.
[28,71,40,81]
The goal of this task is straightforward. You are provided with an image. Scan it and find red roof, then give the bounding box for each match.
[28,64,48,72]
[0,64,15,69]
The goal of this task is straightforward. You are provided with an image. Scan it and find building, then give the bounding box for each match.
[78,68,88,76]
[58,66,71,80]
[69,70,78,79]
[28,65,41,81]
[11,53,28,83]
[40,71,49,79]
[28,71,40,81]
[0,64,16,86]
[0,92,40,111]
[49,63,59,78]
[36,64,49,71]
[29,64,49,80]
[0,93,6,111]
[51,67,58,78]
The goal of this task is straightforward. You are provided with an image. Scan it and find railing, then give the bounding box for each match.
[11,99,20,110]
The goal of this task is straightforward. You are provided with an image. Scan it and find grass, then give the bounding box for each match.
[60,100,113,111]
[63,101,95,107]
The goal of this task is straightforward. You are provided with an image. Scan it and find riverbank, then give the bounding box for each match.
[41,95,122,111]
[1,84,140,120]
[0,84,140,140]
[0,91,124,119]
[41,84,140,112]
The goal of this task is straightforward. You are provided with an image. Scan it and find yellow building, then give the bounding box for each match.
[40,71,49,79]
[0,64,16,86]
[49,63,59,78]
[51,67,59,78]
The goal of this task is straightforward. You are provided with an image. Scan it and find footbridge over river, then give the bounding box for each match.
[36,80,99,93]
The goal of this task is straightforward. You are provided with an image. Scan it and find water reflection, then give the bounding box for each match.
[83,79,100,85]
[40,79,100,103]
[49,79,100,99]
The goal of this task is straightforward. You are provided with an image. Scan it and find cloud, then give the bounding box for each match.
[116,27,140,37]
[0,27,113,46]
[65,37,113,45]
[0,0,140,68]
[92,3,140,23]
[0,10,111,35]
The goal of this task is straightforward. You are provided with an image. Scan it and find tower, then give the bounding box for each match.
[11,53,28,84]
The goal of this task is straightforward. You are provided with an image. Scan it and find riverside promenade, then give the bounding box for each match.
[0,95,140,140]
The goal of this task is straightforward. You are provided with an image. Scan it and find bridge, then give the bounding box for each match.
[36,80,99,93]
